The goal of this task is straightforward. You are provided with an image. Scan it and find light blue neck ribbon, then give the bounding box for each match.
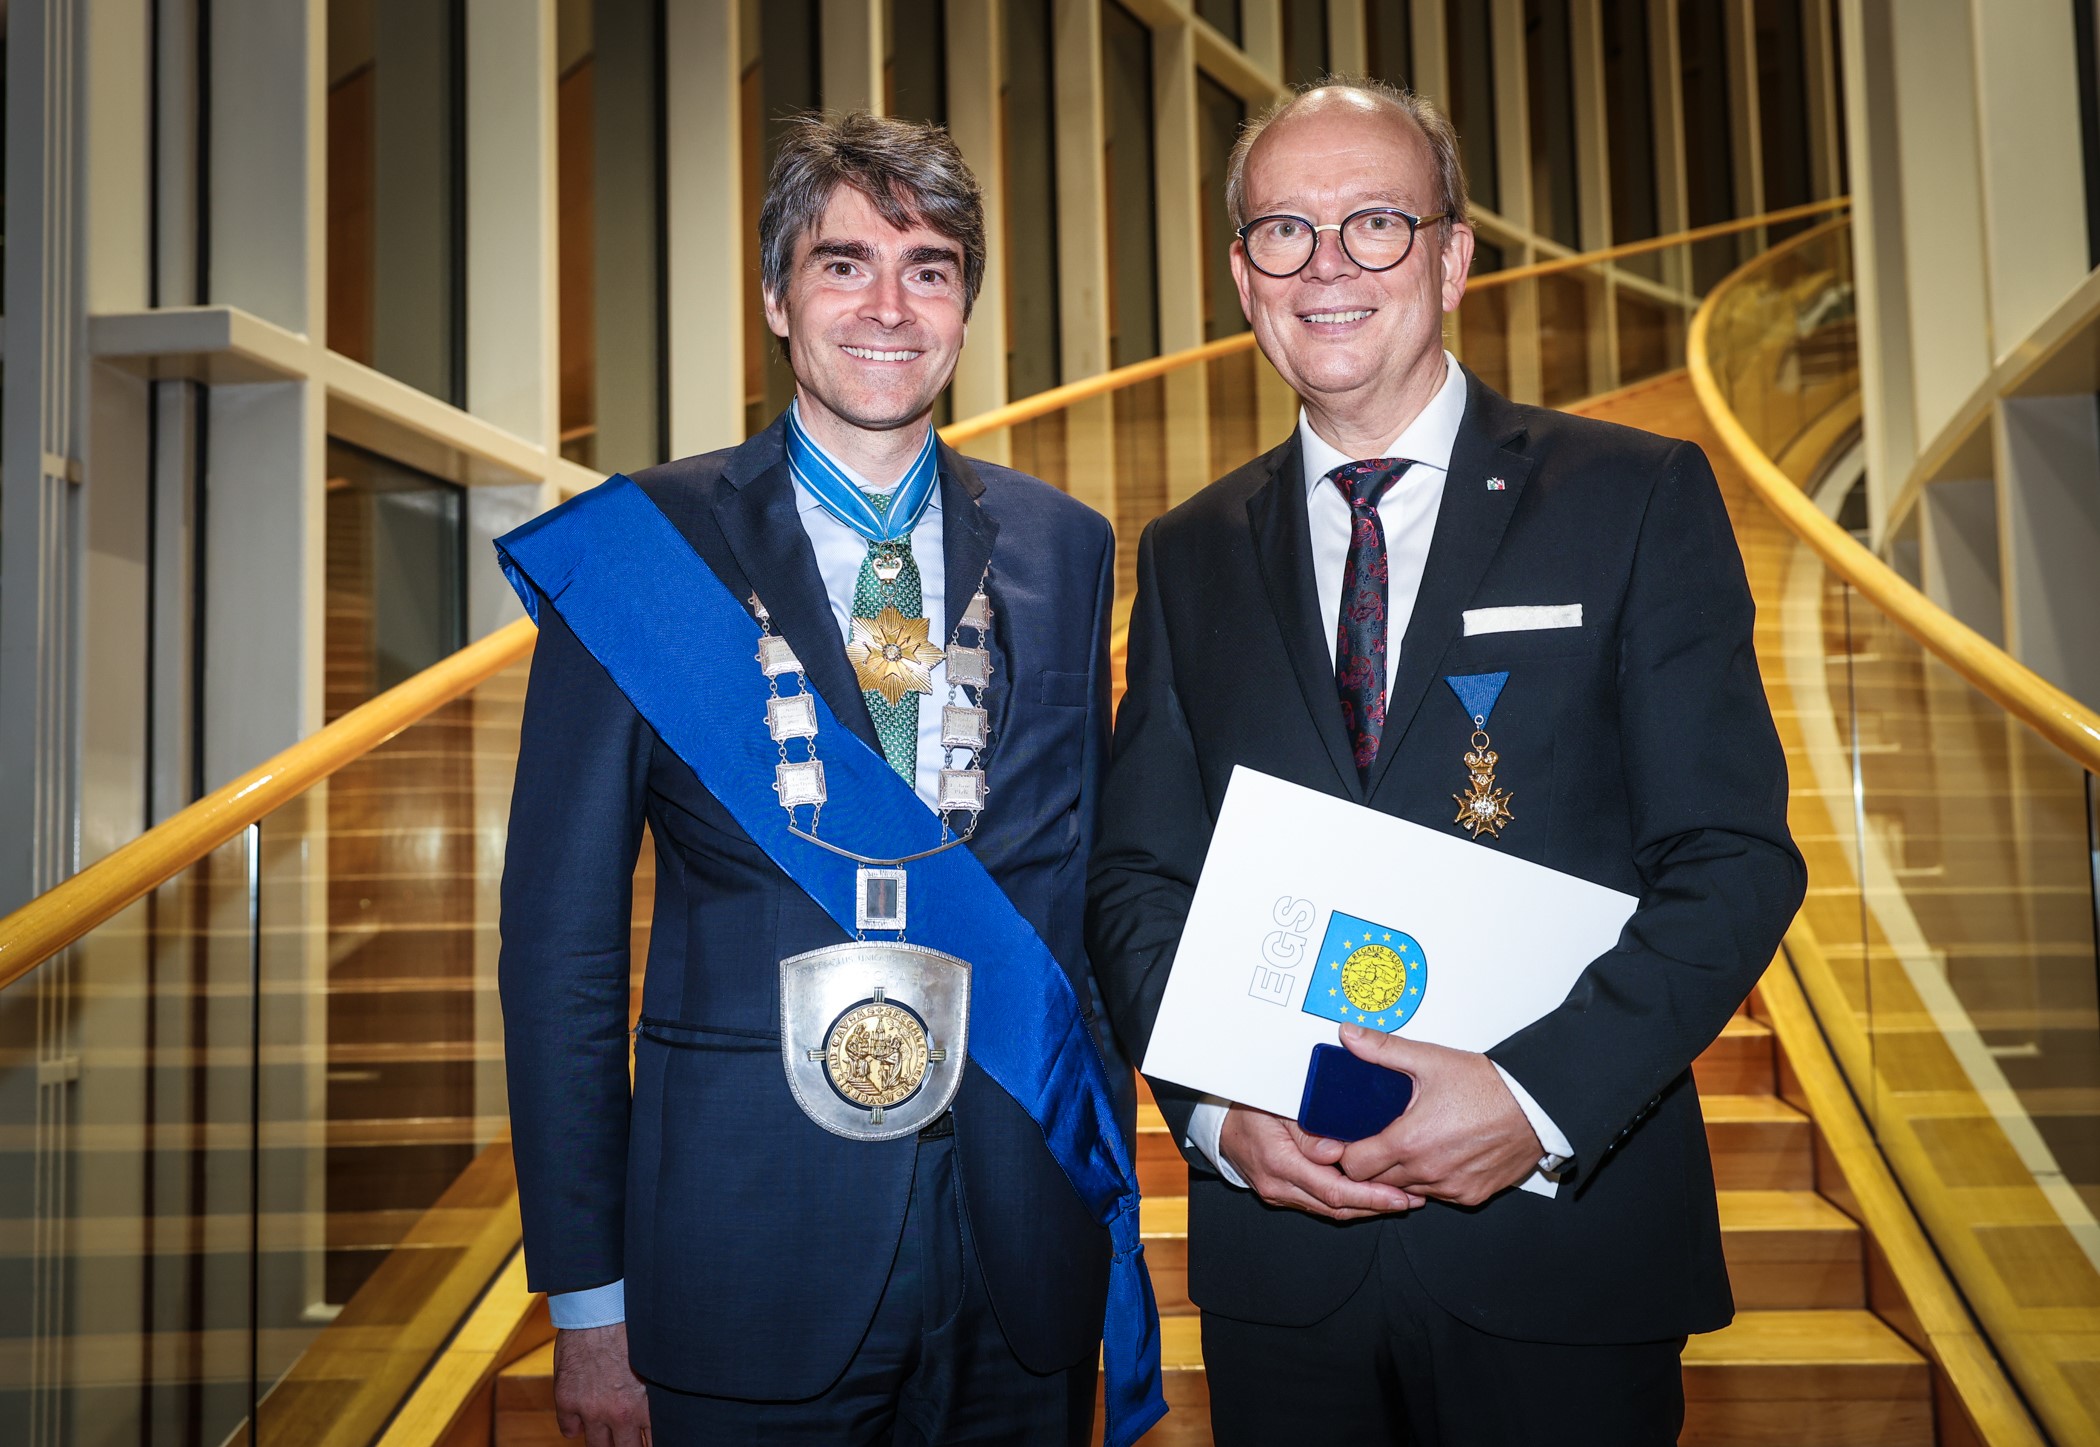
[494,474,1167,1447]
[785,401,941,544]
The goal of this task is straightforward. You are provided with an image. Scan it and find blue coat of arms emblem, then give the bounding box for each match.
[1300,911,1427,1034]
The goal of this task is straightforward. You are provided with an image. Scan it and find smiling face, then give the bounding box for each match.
[763,184,969,444]
[1230,91,1475,441]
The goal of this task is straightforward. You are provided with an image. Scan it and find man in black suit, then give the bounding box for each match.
[1087,80,1804,1446]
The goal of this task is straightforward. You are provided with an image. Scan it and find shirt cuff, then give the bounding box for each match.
[1185,1096,1251,1189]
[548,1279,626,1330]
[1493,1062,1575,1188]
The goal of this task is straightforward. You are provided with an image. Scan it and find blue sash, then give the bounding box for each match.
[495,475,1167,1447]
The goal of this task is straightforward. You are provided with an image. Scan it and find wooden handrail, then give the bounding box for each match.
[1685,222,2100,776]
[1479,196,1848,286]
[942,197,1850,446]
[0,617,539,993]
[940,333,1259,445]
[0,196,1864,995]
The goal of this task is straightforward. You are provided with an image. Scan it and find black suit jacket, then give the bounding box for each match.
[1087,369,1805,1344]
[499,417,1124,1398]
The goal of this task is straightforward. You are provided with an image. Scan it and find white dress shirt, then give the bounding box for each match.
[547,428,952,1331]
[1182,352,1574,1199]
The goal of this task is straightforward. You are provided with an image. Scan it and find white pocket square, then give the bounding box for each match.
[1463,604,1583,635]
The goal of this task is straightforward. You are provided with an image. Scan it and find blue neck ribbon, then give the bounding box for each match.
[495,475,1167,1447]
[785,401,940,544]
[1445,670,1510,727]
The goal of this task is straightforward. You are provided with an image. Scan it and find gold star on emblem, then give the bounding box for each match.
[846,606,945,706]
[1328,987,1337,997]
[1356,1014,1367,1023]
[1383,933,1392,941]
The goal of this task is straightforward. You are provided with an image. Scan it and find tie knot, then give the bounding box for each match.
[860,488,895,519]
[1329,458,1409,511]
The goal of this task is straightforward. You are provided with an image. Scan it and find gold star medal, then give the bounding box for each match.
[1444,671,1513,841]
[846,605,946,706]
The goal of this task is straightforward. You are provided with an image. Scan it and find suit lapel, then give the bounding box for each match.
[1245,434,1364,802]
[937,443,1008,742]
[713,422,884,753]
[937,444,997,637]
[1365,371,1533,798]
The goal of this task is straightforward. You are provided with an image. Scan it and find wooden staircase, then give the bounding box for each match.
[484,996,1937,1446]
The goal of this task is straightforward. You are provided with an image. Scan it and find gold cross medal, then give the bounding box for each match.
[847,606,946,705]
[1444,671,1514,840]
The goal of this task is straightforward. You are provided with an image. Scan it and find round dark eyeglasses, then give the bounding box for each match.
[1235,207,1450,277]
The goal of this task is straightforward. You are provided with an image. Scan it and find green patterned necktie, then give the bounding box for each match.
[852,490,925,781]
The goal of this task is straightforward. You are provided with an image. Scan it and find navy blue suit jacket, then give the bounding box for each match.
[1089,370,1807,1344]
[498,416,1123,1398]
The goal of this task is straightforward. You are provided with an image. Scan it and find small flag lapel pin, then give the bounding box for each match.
[1486,477,1507,491]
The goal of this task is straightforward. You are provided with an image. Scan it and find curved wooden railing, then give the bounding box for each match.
[0,617,538,992]
[1686,222,2100,774]
[0,199,1851,994]
[1690,216,2072,1447]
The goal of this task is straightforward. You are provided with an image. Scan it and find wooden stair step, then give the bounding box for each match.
[1693,1016,1777,1096]
[1136,1187,1860,1319]
[1140,1195,1192,1317]
[1681,1310,1933,1446]
[496,1340,562,1445]
[1089,1318,1211,1447]
[1107,1311,1928,1446]
[493,1313,1932,1447]
[1705,1094,1814,1190]
[1136,1102,1188,1200]
[1716,1190,1863,1308]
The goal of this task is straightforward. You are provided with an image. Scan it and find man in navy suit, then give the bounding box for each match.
[1088,81,1804,1444]
[500,113,1120,1446]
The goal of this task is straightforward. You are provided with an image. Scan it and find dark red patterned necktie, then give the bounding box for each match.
[1330,459,1411,778]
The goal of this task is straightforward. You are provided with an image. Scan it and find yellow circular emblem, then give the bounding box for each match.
[1340,944,1409,1013]
[823,1001,932,1110]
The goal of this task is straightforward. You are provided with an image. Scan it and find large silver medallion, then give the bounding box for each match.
[780,941,969,1140]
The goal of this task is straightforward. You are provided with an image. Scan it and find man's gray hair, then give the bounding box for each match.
[1225,77,1470,236]
[759,111,988,316]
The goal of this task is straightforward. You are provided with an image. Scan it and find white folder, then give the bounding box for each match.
[1141,767,1638,1118]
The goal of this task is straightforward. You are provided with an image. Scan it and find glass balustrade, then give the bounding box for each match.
[0,836,259,1443]
[0,651,641,1447]
[1704,218,2100,1446]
